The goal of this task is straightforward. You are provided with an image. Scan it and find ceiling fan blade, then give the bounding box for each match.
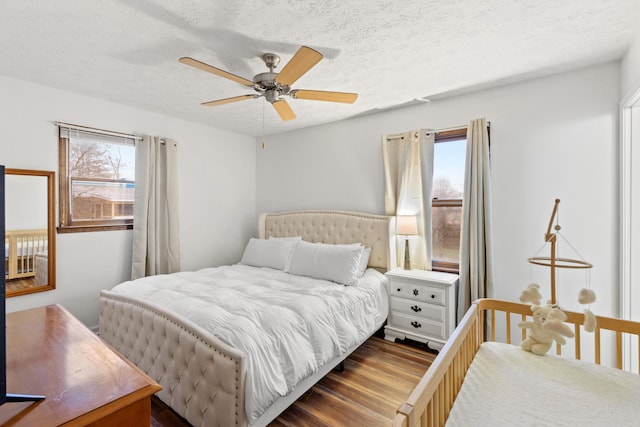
[275,46,323,86]
[291,89,358,104]
[272,100,296,121]
[201,95,257,107]
[179,57,254,87]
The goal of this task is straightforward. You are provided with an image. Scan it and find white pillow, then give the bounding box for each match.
[239,237,299,271]
[268,236,302,271]
[269,236,302,242]
[357,247,371,277]
[288,240,364,286]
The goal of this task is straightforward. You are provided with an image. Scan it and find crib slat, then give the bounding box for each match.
[616,331,623,369]
[574,325,581,360]
[595,327,601,365]
[490,309,496,341]
[435,383,440,425]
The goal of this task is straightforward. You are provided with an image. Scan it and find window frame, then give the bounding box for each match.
[431,127,467,274]
[58,129,135,234]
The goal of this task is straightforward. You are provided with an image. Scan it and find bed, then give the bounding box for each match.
[4,229,48,280]
[99,210,396,427]
[393,298,640,426]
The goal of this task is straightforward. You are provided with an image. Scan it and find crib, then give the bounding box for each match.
[393,298,640,426]
[5,229,48,280]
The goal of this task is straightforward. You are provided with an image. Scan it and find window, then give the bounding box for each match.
[432,128,467,273]
[58,125,136,233]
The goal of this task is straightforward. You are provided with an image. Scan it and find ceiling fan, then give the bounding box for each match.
[179,46,358,121]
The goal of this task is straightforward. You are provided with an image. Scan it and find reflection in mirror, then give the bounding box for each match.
[5,169,55,297]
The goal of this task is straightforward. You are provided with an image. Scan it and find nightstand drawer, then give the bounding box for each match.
[391,297,445,323]
[390,282,445,305]
[391,313,446,341]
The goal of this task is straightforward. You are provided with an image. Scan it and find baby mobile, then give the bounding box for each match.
[518,199,597,355]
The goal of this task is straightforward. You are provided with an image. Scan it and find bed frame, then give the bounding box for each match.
[5,229,47,280]
[100,210,394,427]
[393,298,640,427]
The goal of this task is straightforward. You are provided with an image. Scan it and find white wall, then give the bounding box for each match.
[620,31,640,357]
[0,74,256,327]
[258,62,620,317]
[622,31,640,97]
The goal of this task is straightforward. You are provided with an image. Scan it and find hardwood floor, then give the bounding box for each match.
[150,335,437,427]
[6,276,36,292]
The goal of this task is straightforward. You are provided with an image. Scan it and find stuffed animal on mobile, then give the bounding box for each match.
[579,288,597,332]
[519,283,542,305]
[518,303,574,356]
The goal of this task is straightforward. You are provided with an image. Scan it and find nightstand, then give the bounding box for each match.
[384,269,459,351]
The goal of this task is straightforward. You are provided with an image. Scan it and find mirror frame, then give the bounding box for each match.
[5,168,56,297]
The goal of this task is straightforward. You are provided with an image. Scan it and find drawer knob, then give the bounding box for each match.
[413,288,419,296]
[411,305,422,313]
[397,288,401,292]
[431,294,436,299]
[411,321,422,329]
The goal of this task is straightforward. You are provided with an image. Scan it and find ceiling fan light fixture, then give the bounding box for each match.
[265,89,281,103]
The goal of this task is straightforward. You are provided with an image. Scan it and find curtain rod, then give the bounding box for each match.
[54,121,143,141]
[386,121,491,141]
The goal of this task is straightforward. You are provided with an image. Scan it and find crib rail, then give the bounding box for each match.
[479,298,640,369]
[393,298,640,427]
[393,301,483,427]
[5,229,48,280]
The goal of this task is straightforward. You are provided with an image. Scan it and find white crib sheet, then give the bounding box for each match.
[446,341,640,426]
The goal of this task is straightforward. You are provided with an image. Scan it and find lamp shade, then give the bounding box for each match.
[396,215,418,236]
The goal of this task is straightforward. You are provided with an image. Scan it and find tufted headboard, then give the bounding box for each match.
[259,210,395,272]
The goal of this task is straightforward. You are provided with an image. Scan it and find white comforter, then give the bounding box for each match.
[106,264,388,424]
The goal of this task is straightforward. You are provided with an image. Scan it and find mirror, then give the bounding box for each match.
[5,169,55,297]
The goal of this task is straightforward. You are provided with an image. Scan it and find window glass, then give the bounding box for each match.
[432,205,463,264]
[433,140,466,199]
[432,136,466,271]
[59,127,136,232]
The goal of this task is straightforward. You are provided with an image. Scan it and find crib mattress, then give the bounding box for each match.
[446,341,640,426]
[102,264,388,424]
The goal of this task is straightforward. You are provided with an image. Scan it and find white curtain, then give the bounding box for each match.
[131,136,181,279]
[457,118,495,322]
[382,130,435,269]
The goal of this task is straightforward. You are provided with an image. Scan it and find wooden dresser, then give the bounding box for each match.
[0,304,161,426]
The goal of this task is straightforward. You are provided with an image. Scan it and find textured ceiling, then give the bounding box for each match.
[1,0,639,137]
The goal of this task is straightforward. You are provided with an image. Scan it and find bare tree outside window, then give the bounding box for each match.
[432,177,463,264]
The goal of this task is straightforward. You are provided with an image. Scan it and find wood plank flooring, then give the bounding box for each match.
[151,334,437,427]
[6,277,36,292]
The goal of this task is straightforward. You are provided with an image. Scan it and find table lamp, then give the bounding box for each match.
[396,215,418,270]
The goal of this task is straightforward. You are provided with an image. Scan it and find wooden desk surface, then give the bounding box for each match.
[0,304,161,426]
